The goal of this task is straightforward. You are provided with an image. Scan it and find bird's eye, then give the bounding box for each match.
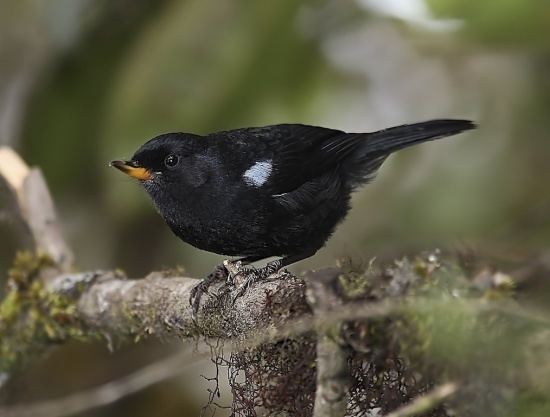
[164,154,179,168]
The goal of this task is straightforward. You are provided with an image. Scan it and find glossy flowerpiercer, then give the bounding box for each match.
[111,119,475,311]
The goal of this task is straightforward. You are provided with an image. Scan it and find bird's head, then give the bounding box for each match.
[110,133,213,193]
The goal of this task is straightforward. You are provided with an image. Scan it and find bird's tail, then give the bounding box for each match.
[363,119,476,155]
[365,119,476,154]
[342,119,475,186]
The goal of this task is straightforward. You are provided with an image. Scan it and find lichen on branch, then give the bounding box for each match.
[0,252,91,373]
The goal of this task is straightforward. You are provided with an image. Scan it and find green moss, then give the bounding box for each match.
[7,251,55,288]
[337,258,378,300]
[0,290,19,325]
[338,271,370,300]
[0,251,95,372]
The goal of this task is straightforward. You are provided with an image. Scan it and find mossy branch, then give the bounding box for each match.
[0,254,309,374]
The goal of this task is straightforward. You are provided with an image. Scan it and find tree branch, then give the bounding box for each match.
[0,147,73,269]
[0,266,309,374]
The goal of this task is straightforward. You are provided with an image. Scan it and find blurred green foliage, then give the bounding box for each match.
[429,0,550,48]
[3,0,547,277]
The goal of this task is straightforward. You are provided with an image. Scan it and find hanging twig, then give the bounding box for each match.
[307,269,350,417]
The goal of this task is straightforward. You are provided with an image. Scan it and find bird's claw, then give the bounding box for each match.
[189,264,229,321]
[229,261,283,304]
[223,259,241,276]
[189,280,210,321]
[230,270,261,304]
[190,259,285,313]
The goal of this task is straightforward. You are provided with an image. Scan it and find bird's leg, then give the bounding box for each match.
[224,255,267,286]
[190,255,269,319]
[257,249,317,278]
[231,249,317,302]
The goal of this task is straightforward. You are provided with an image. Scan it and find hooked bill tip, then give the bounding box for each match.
[109,160,153,181]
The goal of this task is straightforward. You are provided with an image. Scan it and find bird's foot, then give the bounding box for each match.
[189,264,229,321]
[223,259,257,287]
[230,272,260,304]
[256,259,283,279]
[229,259,283,304]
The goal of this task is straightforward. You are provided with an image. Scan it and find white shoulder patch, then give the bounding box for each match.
[243,160,272,187]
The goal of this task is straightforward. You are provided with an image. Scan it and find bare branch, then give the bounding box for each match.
[0,147,73,269]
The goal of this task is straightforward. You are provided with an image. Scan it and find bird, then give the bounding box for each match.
[111,119,475,311]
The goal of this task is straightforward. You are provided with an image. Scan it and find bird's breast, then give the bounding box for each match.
[159,186,273,256]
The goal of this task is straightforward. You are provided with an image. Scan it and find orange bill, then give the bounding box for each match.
[110,160,153,181]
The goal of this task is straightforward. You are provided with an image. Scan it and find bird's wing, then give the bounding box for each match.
[248,119,476,195]
[212,123,351,192]
[219,124,371,213]
[215,120,475,212]
[244,124,359,195]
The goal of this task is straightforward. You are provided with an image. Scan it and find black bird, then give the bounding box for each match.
[111,119,475,308]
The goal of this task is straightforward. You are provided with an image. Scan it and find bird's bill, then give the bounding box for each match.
[110,160,153,181]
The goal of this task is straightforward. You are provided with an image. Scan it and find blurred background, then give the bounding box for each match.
[0,0,549,416]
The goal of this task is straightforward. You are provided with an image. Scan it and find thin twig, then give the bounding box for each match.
[0,349,206,417]
[384,383,458,417]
